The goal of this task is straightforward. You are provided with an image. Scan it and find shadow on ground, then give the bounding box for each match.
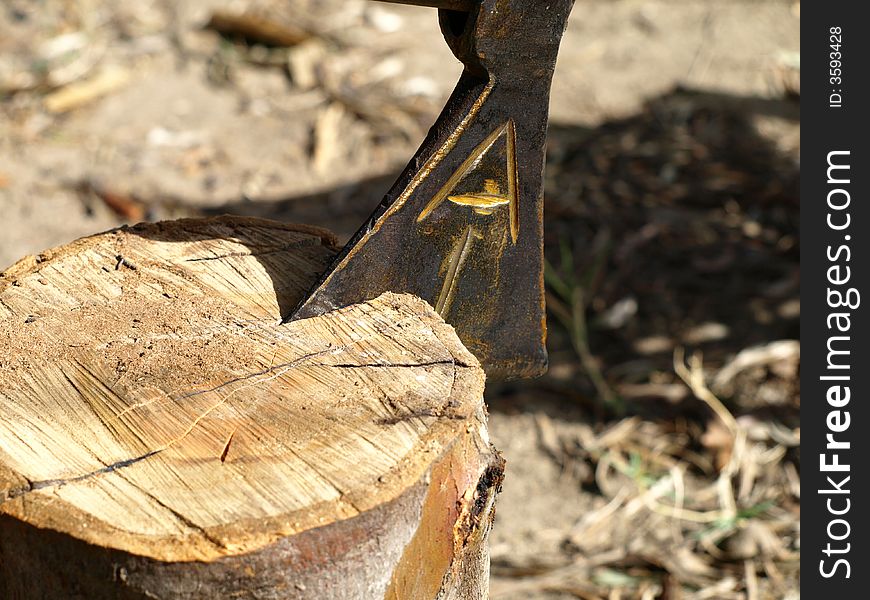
[189,85,800,424]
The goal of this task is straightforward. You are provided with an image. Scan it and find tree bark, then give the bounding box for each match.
[0,216,502,599]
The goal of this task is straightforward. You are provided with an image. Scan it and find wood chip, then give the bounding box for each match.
[207,11,311,47]
[43,67,129,113]
[311,101,346,175]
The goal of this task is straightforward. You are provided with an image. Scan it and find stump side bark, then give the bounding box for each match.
[0,216,502,599]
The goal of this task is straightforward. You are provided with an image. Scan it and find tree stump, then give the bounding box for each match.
[0,216,503,599]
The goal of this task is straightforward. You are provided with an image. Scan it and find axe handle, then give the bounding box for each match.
[374,0,476,11]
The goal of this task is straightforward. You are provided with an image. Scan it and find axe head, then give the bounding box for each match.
[291,0,575,379]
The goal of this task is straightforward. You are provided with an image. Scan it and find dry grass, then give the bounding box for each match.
[488,87,799,600]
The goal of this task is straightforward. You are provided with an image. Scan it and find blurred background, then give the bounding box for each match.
[1,1,799,598]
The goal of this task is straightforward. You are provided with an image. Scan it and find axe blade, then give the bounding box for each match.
[292,0,575,379]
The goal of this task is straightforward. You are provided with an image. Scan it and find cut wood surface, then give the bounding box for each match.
[0,216,502,599]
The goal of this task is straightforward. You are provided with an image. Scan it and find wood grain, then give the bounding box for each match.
[0,216,501,599]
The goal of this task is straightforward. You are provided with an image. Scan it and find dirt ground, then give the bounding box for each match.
[1,1,800,598]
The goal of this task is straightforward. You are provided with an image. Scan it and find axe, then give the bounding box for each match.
[291,0,576,379]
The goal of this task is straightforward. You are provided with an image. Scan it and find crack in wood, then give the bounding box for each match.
[1,348,466,505]
[2,450,162,503]
[183,242,317,262]
[128,477,229,549]
[315,359,460,369]
[219,429,237,463]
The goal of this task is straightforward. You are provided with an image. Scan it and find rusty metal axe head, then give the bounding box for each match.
[291,0,576,379]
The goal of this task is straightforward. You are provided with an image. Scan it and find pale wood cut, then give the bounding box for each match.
[0,216,502,599]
